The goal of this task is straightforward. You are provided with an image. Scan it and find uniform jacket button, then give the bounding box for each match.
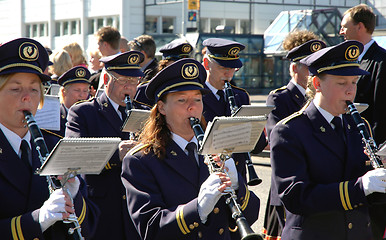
[33,238,39,240]
[189,224,195,230]
[198,231,203,238]
[194,222,199,227]
[213,207,220,214]
[122,195,126,200]
[218,228,224,235]
[348,223,353,229]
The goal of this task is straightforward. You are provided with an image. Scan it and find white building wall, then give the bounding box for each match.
[0,0,23,43]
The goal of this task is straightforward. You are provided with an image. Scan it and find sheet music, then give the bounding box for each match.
[353,103,369,114]
[35,95,61,131]
[38,137,121,175]
[232,105,274,117]
[121,109,151,133]
[377,142,386,156]
[200,116,266,155]
[49,84,61,96]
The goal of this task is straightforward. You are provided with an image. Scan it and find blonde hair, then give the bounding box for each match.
[0,74,45,108]
[63,42,87,66]
[50,50,72,77]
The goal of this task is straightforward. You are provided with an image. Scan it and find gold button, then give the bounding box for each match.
[240,197,244,201]
[189,224,194,230]
[213,207,220,214]
[33,238,39,240]
[359,203,364,206]
[354,205,358,208]
[235,161,239,165]
[103,102,108,107]
[122,195,126,200]
[218,228,224,235]
[198,231,203,238]
[348,223,353,229]
[194,222,199,227]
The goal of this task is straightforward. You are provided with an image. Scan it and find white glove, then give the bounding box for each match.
[39,189,67,232]
[224,158,239,190]
[362,168,386,196]
[197,173,222,223]
[65,176,80,198]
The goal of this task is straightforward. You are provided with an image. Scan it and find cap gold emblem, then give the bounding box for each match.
[19,42,39,61]
[182,44,192,53]
[182,63,199,79]
[345,45,360,61]
[128,54,140,64]
[310,42,322,52]
[228,47,240,57]
[75,68,86,78]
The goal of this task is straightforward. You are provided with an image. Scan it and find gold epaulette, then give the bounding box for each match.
[75,97,95,105]
[128,143,149,155]
[279,101,310,125]
[269,85,287,95]
[41,128,63,139]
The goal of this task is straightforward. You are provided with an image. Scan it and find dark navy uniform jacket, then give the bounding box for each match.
[266,81,306,206]
[66,92,149,240]
[202,83,251,180]
[270,101,385,240]
[121,141,260,240]
[0,129,98,240]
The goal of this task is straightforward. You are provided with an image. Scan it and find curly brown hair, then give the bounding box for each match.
[282,30,320,51]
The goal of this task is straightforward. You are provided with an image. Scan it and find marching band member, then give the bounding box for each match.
[270,40,386,240]
[121,58,260,239]
[0,38,98,239]
[66,51,150,240]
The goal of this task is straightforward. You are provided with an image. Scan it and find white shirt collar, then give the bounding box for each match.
[358,39,375,61]
[312,99,342,127]
[171,132,199,164]
[0,122,31,156]
[290,79,306,96]
[205,81,223,100]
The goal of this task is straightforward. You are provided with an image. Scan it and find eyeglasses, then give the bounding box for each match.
[108,72,140,86]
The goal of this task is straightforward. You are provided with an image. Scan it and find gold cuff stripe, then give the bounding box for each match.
[11,217,19,240]
[240,185,250,210]
[0,63,43,74]
[157,82,203,98]
[344,181,353,210]
[339,182,348,210]
[317,63,360,74]
[16,216,24,240]
[78,197,87,224]
[208,54,239,60]
[176,207,190,235]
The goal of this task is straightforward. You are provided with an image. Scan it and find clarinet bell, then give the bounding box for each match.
[236,217,264,240]
[246,159,262,186]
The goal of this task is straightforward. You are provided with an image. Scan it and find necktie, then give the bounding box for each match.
[217,90,227,115]
[332,116,345,143]
[186,142,198,166]
[118,105,127,121]
[20,140,31,169]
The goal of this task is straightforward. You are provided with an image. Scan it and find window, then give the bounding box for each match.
[145,16,157,33]
[63,22,69,35]
[87,16,120,34]
[162,17,174,33]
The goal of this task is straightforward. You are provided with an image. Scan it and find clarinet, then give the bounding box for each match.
[123,94,135,140]
[189,117,263,240]
[224,81,262,186]
[23,111,84,240]
[345,101,384,168]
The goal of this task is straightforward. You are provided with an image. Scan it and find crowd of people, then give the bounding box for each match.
[0,3,385,240]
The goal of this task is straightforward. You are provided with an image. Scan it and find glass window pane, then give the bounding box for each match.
[39,23,45,36]
[55,22,61,36]
[145,16,157,33]
[107,17,113,26]
[210,19,221,33]
[32,24,38,37]
[88,19,95,34]
[97,19,104,29]
[71,20,77,34]
[25,25,31,38]
[162,17,174,33]
[63,21,69,35]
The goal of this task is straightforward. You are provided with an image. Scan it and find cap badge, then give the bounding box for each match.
[128,54,140,64]
[310,42,322,52]
[75,68,86,78]
[182,44,192,53]
[19,42,39,61]
[228,47,240,57]
[182,63,199,79]
[345,45,360,61]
